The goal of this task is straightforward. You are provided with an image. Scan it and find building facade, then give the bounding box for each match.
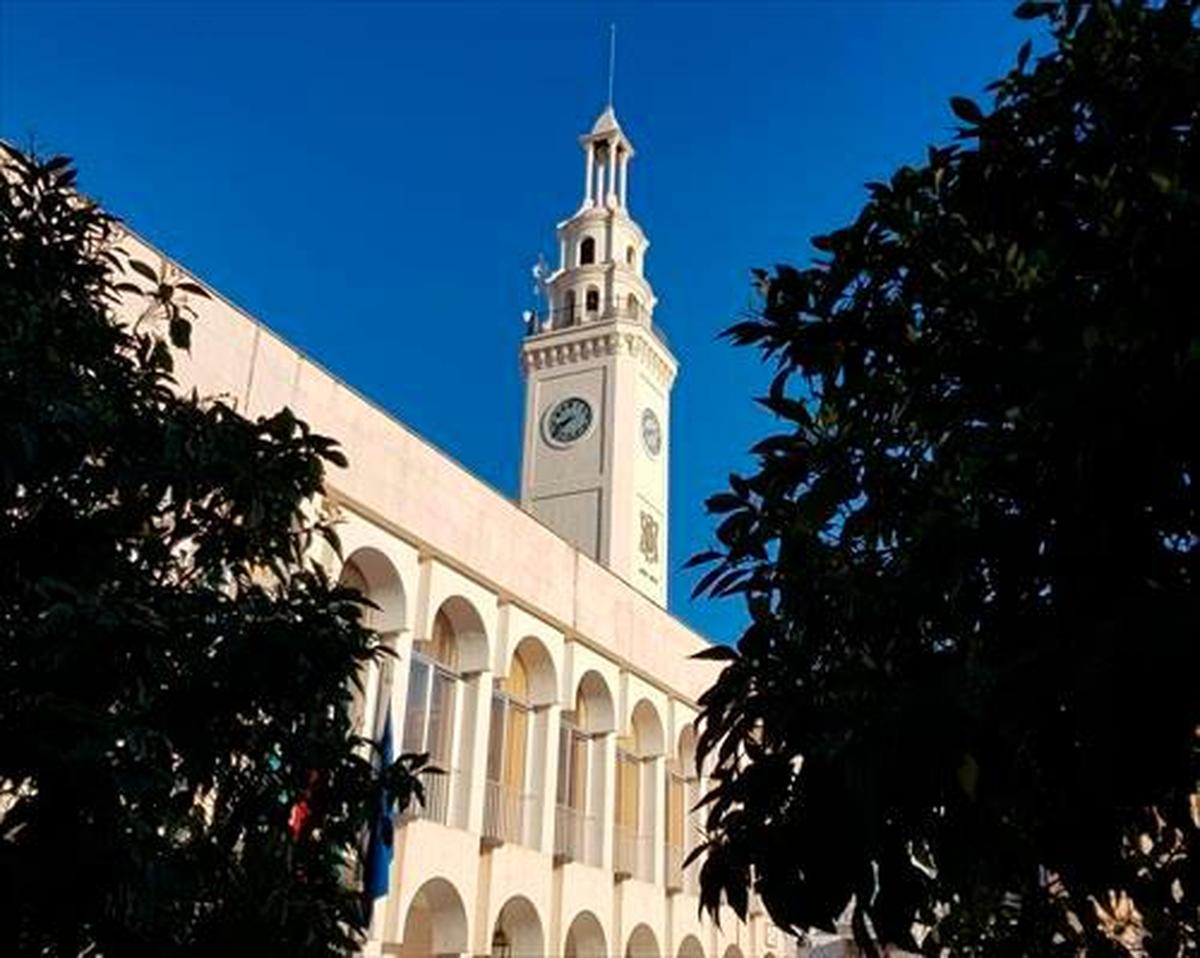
[116,106,797,958]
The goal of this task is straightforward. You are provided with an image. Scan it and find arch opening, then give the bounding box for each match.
[573,670,615,734]
[630,698,665,758]
[398,877,468,958]
[579,236,596,266]
[678,935,705,958]
[508,636,557,707]
[492,895,544,958]
[553,670,615,866]
[339,546,406,634]
[564,911,607,958]
[402,596,488,826]
[339,548,406,740]
[668,721,701,893]
[626,923,661,958]
[485,637,556,847]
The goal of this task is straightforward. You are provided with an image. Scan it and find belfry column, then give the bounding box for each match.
[583,144,595,207]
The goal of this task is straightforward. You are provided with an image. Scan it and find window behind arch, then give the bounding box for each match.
[579,236,596,265]
[403,607,458,764]
[626,245,635,266]
[489,649,531,791]
[585,288,600,313]
[628,293,640,318]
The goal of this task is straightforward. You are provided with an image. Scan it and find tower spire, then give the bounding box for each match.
[607,24,616,109]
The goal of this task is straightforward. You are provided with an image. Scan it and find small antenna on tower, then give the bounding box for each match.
[607,23,616,108]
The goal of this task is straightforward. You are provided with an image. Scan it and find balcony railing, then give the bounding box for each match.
[614,823,635,878]
[482,780,526,846]
[636,832,655,882]
[544,304,661,334]
[554,804,585,862]
[554,805,603,867]
[666,841,684,893]
[402,767,455,826]
[615,825,654,882]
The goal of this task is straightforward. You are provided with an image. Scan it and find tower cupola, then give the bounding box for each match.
[540,106,657,334]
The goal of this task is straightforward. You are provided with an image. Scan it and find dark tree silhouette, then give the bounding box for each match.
[691,2,1199,954]
[0,145,424,956]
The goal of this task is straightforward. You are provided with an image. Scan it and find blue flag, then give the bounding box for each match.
[364,711,395,900]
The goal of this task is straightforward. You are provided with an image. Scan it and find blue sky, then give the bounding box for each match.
[1,1,1045,644]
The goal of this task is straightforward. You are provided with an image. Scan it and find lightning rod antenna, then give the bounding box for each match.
[607,24,616,109]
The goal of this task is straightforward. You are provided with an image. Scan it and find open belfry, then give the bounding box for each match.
[113,101,795,958]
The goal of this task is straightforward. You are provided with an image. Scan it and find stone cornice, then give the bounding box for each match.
[520,321,677,389]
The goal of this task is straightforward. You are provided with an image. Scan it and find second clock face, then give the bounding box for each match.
[545,396,593,445]
[641,408,662,456]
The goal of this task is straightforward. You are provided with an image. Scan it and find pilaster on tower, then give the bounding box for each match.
[519,106,677,609]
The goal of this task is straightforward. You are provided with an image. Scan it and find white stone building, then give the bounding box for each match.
[117,105,798,958]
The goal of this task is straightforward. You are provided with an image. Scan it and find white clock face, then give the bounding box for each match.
[641,407,662,456]
[545,396,593,445]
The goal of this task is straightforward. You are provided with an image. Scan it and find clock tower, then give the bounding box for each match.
[520,105,677,607]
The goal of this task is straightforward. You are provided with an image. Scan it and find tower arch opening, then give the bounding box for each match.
[579,236,596,266]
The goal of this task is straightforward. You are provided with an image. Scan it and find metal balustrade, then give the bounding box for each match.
[554,805,603,867]
[554,804,585,862]
[482,779,526,845]
[523,793,543,849]
[585,814,604,868]
[402,767,454,826]
[636,832,654,882]
[614,825,654,882]
[666,841,684,893]
[614,823,636,878]
[544,304,661,332]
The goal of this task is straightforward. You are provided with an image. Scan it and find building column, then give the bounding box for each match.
[462,669,495,834]
[598,730,617,870]
[650,754,667,885]
[538,703,562,852]
[620,149,630,207]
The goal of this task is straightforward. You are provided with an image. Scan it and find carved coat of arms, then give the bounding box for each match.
[639,511,659,565]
